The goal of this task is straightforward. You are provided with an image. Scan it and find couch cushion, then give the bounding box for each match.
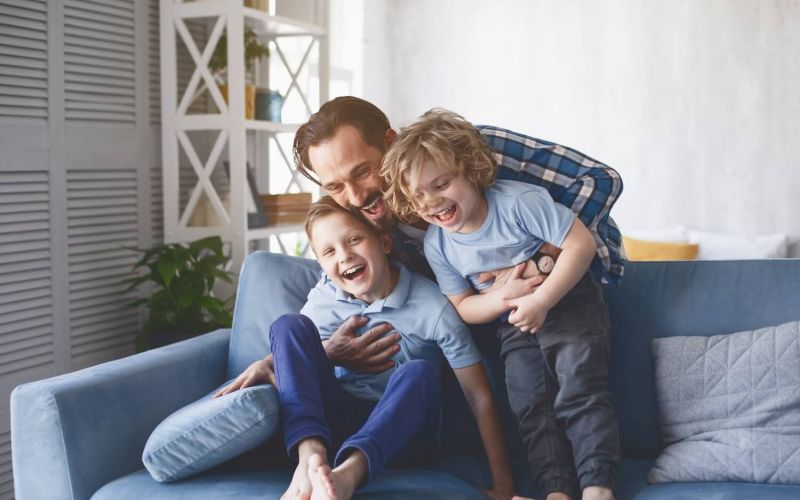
[92,467,487,499]
[648,320,800,484]
[603,260,800,460]
[142,380,280,482]
[228,252,321,379]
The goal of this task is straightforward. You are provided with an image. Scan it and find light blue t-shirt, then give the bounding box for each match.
[424,179,575,295]
[299,262,481,401]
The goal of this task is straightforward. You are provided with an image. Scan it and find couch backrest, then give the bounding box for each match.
[604,259,800,459]
[228,252,321,379]
[229,254,800,461]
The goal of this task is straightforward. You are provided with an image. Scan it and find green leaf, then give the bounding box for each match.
[157,260,178,288]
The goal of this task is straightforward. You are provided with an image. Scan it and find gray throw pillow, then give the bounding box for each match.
[649,320,800,484]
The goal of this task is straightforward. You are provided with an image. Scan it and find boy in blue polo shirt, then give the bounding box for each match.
[266,197,516,500]
[382,110,621,500]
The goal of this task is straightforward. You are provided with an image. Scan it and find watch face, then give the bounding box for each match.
[537,254,556,274]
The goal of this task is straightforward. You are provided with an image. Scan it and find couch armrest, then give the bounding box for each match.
[11,329,230,500]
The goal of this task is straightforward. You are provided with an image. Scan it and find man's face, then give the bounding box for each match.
[310,211,393,303]
[308,125,393,231]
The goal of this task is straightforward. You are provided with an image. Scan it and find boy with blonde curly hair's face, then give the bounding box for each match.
[382,109,621,500]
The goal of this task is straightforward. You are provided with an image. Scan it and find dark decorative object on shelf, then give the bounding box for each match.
[125,236,233,350]
[223,161,268,228]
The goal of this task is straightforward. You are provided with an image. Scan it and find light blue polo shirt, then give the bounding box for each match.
[424,179,575,295]
[299,262,481,401]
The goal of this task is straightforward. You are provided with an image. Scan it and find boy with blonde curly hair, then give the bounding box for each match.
[382,109,621,500]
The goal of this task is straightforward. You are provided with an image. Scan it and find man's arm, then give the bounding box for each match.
[479,126,622,230]
[453,364,516,500]
[479,125,624,283]
[215,316,401,397]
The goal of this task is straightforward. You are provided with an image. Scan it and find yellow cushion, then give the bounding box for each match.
[623,236,699,261]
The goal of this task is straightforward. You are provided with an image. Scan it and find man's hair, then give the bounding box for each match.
[293,96,391,184]
[381,108,496,223]
[304,195,381,242]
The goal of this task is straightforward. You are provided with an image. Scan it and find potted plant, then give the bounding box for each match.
[125,236,234,350]
[209,27,269,119]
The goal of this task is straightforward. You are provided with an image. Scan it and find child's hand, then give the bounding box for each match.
[507,293,550,333]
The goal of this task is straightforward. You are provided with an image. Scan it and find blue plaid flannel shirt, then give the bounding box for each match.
[392,125,625,285]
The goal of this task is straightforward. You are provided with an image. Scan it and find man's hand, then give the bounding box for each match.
[325,315,401,373]
[214,355,276,398]
[476,260,544,298]
[476,243,561,296]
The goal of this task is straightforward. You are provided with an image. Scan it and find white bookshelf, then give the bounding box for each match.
[160,0,327,272]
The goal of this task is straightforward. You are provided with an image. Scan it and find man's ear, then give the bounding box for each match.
[384,128,397,149]
[381,232,393,255]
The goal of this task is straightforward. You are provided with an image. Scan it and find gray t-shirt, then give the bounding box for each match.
[424,179,575,295]
[300,262,481,401]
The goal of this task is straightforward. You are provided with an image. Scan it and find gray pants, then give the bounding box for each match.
[497,273,620,498]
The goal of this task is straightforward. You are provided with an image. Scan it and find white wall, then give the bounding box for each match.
[361,0,800,255]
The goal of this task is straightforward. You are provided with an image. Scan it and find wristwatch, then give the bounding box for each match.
[533,252,556,274]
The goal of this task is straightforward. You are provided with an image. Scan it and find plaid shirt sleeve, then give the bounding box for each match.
[477,125,625,285]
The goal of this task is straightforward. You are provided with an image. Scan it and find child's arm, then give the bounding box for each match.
[453,363,516,500]
[447,261,536,324]
[508,217,596,332]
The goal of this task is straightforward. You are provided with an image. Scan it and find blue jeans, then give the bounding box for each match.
[269,314,441,481]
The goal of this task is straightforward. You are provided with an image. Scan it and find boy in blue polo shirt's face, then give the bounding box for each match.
[271,197,516,500]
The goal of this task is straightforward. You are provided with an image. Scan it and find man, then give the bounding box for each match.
[219,95,623,392]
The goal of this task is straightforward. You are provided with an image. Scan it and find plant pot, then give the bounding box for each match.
[218,83,256,120]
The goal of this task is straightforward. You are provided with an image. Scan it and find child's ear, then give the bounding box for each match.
[381,232,393,255]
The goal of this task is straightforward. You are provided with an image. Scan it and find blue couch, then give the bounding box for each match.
[11,253,800,499]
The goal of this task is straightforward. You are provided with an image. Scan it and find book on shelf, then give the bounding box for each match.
[259,192,312,225]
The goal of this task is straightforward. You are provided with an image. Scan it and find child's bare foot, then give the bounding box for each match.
[282,438,327,500]
[582,486,614,500]
[308,453,339,500]
[307,451,364,500]
[281,459,312,500]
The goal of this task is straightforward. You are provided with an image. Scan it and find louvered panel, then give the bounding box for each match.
[67,169,138,366]
[149,0,160,124]
[0,0,47,120]
[0,333,51,365]
[0,342,52,376]
[71,336,134,371]
[69,241,136,260]
[151,164,164,243]
[0,267,49,287]
[1,322,50,346]
[64,0,135,124]
[0,429,10,500]
[0,283,49,310]
[0,170,54,384]
[72,322,136,349]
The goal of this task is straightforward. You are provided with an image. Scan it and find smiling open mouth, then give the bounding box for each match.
[341,264,366,280]
[360,196,383,216]
[434,205,456,223]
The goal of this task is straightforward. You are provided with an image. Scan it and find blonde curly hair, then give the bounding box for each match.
[381,108,496,223]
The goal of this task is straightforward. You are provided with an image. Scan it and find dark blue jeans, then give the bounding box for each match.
[269,314,441,481]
